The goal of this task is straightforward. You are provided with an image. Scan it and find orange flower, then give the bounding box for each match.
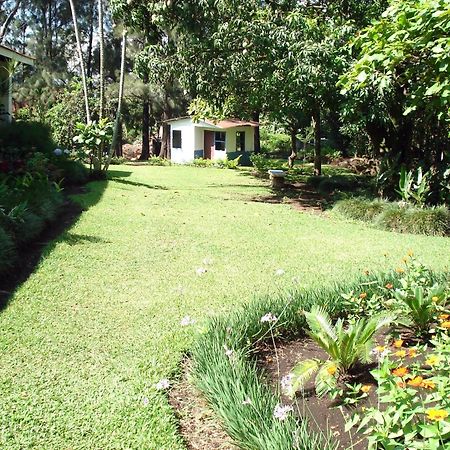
[439,314,450,320]
[393,339,403,348]
[361,385,372,393]
[392,366,409,378]
[375,345,386,353]
[407,250,414,257]
[395,268,405,274]
[407,376,424,387]
[385,283,393,289]
[408,348,418,358]
[421,379,436,390]
[402,257,408,263]
[396,381,406,388]
[425,355,440,366]
[359,292,367,299]
[440,321,450,329]
[327,365,337,376]
[395,350,407,358]
[432,296,439,302]
[426,409,449,421]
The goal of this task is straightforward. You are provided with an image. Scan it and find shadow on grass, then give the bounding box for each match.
[0,171,131,311]
[110,177,168,190]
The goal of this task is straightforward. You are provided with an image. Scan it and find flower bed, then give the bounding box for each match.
[188,256,449,449]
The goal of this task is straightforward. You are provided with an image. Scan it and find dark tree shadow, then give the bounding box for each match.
[62,232,111,246]
[0,178,109,312]
[110,178,168,190]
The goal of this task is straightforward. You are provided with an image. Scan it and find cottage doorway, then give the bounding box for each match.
[204,131,215,159]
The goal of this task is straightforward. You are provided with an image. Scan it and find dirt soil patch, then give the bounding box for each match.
[252,182,327,215]
[258,338,378,450]
[169,358,236,450]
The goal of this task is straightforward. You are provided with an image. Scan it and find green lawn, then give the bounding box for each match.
[1,165,449,449]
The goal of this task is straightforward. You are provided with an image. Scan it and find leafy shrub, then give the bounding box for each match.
[51,158,89,185]
[0,225,16,275]
[350,334,450,450]
[214,156,241,169]
[377,204,450,236]
[147,156,172,166]
[260,128,291,156]
[397,166,431,206]
[191,157,214,168]
[333,197,388,222]
[333,198,450,236]
[0,121,54,158]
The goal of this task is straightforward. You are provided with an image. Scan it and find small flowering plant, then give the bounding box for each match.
[349,334,450,449]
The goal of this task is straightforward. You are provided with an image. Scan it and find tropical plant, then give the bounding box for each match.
[288,306,392,397]
[397,166,431,206]
[73,119,113,172]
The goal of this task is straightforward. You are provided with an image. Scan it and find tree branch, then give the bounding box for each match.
[0,0,22,44]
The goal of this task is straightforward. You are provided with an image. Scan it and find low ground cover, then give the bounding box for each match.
[0,165,449,448]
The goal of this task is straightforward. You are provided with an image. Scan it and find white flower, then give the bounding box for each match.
[275,269,285,276]
[242,398,252,405]
[53,148,63,156]
[202,257,213,266]
[196,267,207,276]
[273,404,293,421]
[281,374,294,394]
[261,313,278,323]
[142,397,149,406]
[223,345,234,358]
[154,379,170,390]
[180,315,196,326]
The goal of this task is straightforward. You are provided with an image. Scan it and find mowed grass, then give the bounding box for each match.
[0,165,449,449]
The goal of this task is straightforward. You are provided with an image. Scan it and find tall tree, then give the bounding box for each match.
[68,0,91,124]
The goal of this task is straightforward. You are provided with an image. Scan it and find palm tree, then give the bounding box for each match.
[98,0,105,121]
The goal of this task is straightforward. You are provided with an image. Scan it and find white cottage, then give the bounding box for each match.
[0,44,34,124]
[166,117,259,165]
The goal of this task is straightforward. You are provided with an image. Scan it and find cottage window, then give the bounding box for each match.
[172,130,182,149]
[215,132,226,151]
[236,131,245,152]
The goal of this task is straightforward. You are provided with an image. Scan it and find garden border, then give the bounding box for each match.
[190,272,405,449]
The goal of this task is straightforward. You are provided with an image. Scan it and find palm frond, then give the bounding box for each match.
[290,359,320,397]
[305,306,337,341]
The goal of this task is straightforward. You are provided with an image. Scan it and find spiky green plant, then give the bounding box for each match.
[289,306,393,397]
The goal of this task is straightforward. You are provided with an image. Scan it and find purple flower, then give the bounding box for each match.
[281,374,294,394]
[142,397,149,407]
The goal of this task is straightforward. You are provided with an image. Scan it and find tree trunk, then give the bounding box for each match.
[98,0,105,121]
[86,2,95,78]
[253,111,261,154]
[313,108,322,176]
[139,74,150,160]
[69,0,91,124]
[104,29,126,172]
[288,128,297,169]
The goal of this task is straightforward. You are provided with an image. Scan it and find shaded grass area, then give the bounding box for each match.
[0,165,449,449]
